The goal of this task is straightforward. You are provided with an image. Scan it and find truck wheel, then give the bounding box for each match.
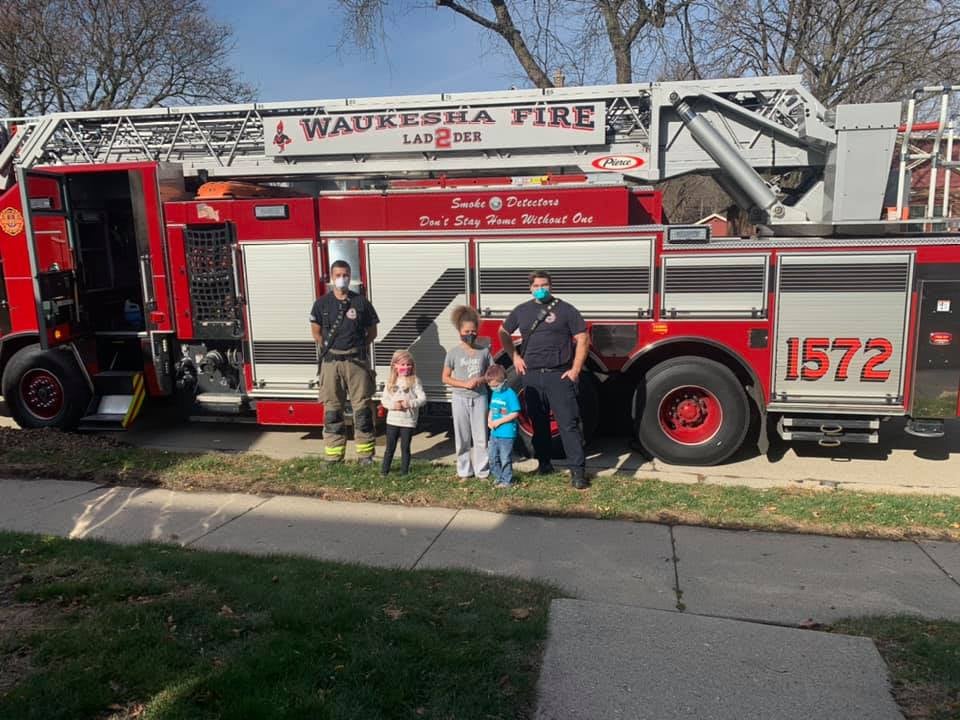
[635,356,748,466]
[510,368,599,459]
[1,344,91,430]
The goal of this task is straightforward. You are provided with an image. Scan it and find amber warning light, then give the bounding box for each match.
[929,332,953,346]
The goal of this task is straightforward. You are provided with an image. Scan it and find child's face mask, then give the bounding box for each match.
[396,364,412,377]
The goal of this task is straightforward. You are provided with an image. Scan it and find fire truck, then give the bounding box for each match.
[0,75,958,466]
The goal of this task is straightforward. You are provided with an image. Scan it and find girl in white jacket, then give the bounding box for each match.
[380,349,427,475]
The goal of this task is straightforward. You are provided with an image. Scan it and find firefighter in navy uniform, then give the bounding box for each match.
[498,270,590,489]
[310,260,380,464]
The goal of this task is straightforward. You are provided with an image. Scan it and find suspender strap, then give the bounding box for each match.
[317,298,350,366]
[517,297,560,359]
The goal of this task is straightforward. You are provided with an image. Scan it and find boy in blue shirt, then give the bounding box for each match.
[485,365,521,488]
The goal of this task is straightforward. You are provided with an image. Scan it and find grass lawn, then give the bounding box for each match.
[0,531,559,720]
[831,617,960,720]
[1,428,958,541]
[1,530,957,720]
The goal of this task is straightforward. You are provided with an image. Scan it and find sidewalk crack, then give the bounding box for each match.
[669,525,685,612]
[913,539,960,590]
[184,496,272,547]
[410,508,460,571]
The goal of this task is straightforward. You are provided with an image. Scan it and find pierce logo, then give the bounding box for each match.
[590,155,645,171]
[0,207,24,236]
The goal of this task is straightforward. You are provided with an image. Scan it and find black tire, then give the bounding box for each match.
[635,356,748,466]
[1,344,92,430]
[509,367,599,459]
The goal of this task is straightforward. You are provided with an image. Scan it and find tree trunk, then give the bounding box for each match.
[504,29,554,88]
[438,0,554,88]
[613,40,633,83]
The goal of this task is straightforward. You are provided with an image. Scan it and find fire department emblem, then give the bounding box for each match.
[346,308,358,319]
[545,312,557,323]
[0,207,24,236]
[489,196,503,211]
[273,121,292,153]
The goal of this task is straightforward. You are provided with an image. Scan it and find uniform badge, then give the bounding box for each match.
[346,308,358,320]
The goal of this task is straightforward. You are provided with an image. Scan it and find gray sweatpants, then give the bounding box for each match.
[451,393,490,479]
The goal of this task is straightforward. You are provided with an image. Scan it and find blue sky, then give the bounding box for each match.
[206,1,523,103]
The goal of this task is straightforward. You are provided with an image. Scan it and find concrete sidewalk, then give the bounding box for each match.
[535,600,906,720]
[3,477,959,717]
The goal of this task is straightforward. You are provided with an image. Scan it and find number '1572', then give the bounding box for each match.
[784,337,893,382]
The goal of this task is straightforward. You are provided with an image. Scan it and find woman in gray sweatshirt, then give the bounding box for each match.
[442,306,492,480]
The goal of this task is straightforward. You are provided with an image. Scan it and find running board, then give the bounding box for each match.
[189,392,248,417]
[777,416,880,446]
[78,371,146,431]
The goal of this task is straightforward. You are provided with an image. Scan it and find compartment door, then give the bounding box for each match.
[475,236,654,318]
[912,281,960,418]
[16,166,81,349]
[0,255,9,336]
[242,241,318,391]
[366,241,469,397]
[772,252,913,406]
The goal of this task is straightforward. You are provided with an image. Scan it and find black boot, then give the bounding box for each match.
[536,462,556,475]
[570,470,589,490]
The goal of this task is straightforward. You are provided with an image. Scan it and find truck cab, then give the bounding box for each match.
[0,163,177,429]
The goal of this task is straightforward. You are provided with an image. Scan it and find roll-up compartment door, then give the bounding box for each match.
[242,241,318,390]
[366,241,469,397]
[772,252,913,405]
[661,254,768,318]
[475,237,654,318]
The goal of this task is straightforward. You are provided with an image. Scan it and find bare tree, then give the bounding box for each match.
[0,0,253,117]
[336,0,691,88]
[0,1,51,116]
[676,0,960,105]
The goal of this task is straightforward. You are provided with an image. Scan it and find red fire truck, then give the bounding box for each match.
[0,76,957,466]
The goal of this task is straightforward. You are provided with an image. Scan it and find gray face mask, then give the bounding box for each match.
[333,276,350,289]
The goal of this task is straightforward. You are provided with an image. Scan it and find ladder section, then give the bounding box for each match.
[1,76,832,185]
[896,86,960,226]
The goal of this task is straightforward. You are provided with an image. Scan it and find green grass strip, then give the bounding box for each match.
[1,428,959,540]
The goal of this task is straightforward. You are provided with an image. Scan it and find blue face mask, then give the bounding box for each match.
[532,287,550,302]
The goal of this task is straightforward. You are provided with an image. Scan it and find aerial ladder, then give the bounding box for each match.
[3,75,956,232]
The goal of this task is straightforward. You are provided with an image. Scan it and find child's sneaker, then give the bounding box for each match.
[494,481,513,488]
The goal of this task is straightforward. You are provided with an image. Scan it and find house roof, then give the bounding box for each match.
[694,213,727,224]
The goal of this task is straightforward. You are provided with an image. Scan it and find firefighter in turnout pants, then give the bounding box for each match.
[310,261,380,464]
[499,270,590,489]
